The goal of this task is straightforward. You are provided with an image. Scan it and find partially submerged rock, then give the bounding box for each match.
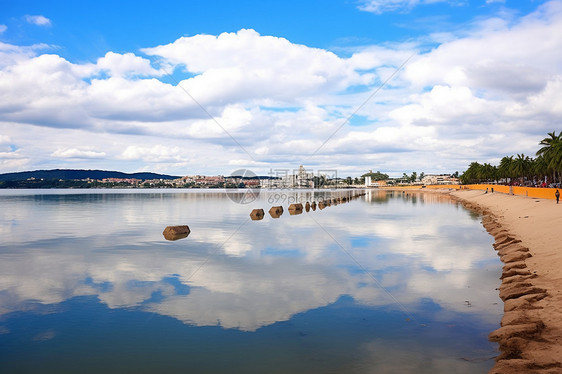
[269,206,283,218]
[250,208,265,221]
[163,225,190,241]
[288,203,303,215]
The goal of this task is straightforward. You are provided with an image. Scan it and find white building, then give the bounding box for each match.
[421,174,459,185]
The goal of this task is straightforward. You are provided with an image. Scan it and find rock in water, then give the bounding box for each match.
[288,203,303,211]
[250,208,265,221]
[163,225,190,241]
[288,203,303,215]
[269,206,284,218]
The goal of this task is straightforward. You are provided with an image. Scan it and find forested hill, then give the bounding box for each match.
[0,169,181,182]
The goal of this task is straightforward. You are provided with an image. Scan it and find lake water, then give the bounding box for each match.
[0,188,502,373]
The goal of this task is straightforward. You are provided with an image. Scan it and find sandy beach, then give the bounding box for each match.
[442,189,562,373]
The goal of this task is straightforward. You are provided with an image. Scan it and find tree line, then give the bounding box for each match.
[460,131,562,185]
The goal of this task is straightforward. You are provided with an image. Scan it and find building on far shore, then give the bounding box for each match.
[260,165,315,188]
[421,174,460,185]
[364,176,388,187]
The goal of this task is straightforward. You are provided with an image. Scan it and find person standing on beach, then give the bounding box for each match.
[556,189,560,204]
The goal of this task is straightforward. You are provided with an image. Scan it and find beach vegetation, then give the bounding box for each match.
[461,132,562,186]
[536,131,562,183]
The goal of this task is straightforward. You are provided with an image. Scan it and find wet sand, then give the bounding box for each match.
[446,189,562,373]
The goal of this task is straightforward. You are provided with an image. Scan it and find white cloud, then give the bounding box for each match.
[0,25,7,34]
[1,2,562,176]
[0,41,50,68]
[51,148,107,159]
[359,0,419,13]
[96,52,162,78]
[403,1,562,93]
[0,134,11,144]
[120,145,185,163]
[358,0,453,14]
[24,15,51,27]
[0,135,29,172]
[143,29,369,105]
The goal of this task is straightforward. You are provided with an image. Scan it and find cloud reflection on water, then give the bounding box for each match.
[0,189,501,334]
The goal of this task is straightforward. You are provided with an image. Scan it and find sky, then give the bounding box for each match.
[1,0,561,178]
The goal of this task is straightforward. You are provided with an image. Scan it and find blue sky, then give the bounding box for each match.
[0,0,560,177]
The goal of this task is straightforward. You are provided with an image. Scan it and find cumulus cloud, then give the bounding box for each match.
[403,1,562,93]
[143,29,370,105]
[1,2,562,175]
[24,15,51,26]
[0,41,50,68]
[96,52,163,78]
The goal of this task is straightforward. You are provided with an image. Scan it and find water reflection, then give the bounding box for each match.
[0,189,502,373]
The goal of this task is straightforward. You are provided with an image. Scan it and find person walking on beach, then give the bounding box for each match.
[556,189,560,204]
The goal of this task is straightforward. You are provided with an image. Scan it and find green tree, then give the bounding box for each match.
[512,153,532,181]
[532,155,548,183]
[460,162,482,184]
[482,163,497,183]
[536,131,562,183]
[498,156,514,182]
[361,171,389,181]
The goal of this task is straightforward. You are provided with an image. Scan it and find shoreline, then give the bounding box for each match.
[417,188,562,373]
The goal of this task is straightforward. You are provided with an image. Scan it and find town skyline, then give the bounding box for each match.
[0,166,460,189]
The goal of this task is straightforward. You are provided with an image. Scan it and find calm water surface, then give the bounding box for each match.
[0,189,502,373]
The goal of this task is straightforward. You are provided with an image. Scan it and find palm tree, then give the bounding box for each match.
[512,154,532,182]
[532,155,548,184]
[498,156,514,182]
[461,162,482,184]
[410,171,417,183]
[482,163,497,183]
[536,131,562,183]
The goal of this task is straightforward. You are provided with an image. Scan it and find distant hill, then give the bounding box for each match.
[0,169,181,182]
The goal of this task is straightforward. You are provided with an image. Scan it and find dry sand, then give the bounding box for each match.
[445,189,562,373]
